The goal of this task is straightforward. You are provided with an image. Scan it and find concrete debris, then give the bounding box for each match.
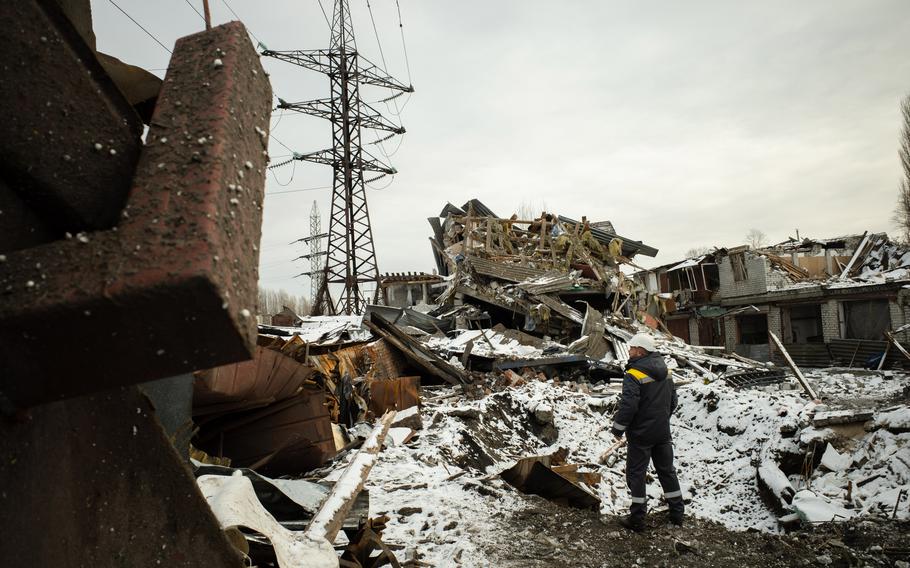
[34,195,901,566]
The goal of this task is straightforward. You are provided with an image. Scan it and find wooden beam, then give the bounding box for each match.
[769,332,819,400]
[885,331,910,362]
[305,411,396,544]
[839,231,869,279]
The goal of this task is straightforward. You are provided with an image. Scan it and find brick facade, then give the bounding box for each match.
[820,299,841,341]
[768,305,782,340]
[688,317,700,345]
[723,315,737,352]
[718,255,771,299]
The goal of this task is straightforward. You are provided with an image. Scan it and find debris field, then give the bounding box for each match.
[189,200,910,567]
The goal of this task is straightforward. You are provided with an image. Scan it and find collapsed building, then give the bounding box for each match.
[182,199,907,566]
[1,4,906,559]
[636,232,910,368]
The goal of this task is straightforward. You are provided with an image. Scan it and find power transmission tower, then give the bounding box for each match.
[264,0,413,315]
[309,200,323,308]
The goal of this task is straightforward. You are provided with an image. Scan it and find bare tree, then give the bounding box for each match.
[257,285,310,317]
[684,246,713,258]
[894,95,910,242]
[516,199,549,221]
[745,228,767,249]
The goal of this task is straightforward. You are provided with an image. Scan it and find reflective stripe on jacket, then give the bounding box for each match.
[611,352,677,445]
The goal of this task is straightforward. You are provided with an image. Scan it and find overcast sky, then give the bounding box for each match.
[91,0,910,298]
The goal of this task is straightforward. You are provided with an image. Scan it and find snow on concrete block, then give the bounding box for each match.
[385,427,415,447]
[757,463,796,511]
[874,406,910,432]
[813,409,874,427]
[790,490,854,523]
[819,445,851,472]
[391,405,423,430]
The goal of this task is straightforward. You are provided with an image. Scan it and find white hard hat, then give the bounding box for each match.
[628,333,657,353]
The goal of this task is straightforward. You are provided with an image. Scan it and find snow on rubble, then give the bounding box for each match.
[348,367,910,565]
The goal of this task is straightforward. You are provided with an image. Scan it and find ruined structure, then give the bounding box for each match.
[636,233,910,366]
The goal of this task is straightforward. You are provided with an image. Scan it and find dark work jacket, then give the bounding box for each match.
[611,352,677,445]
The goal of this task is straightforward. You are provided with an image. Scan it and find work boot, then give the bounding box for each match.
[618,515,645,532]
[669,512,684,527]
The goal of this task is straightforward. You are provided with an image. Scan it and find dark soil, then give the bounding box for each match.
[481,496,910,568]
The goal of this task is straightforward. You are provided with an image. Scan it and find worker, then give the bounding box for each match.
[611,333,684,531]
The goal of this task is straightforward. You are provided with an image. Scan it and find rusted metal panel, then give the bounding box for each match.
[365,314,468,386]
[196,387,336,476]
[0,21,272,407]
[0,386,244,567]
[365,339,409,380]
[0,0,142,232]
[194,346,314,411]
[368,376,420,415]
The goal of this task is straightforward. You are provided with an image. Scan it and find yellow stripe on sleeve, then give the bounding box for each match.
[627,368,649,381]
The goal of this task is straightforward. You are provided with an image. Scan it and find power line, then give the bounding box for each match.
[219,0,263,46]
[367,174,395,191]
[316,0,332,30]
[181,0,206,22]
[266,185,332,196]
[269,160,297,186]
[269,133,297,154]
[271,107,287,131]
[263,0,411,315]
[366,1,411,120]
[396,0,413,84]
[107,0,172,54]
[366,0,390,74]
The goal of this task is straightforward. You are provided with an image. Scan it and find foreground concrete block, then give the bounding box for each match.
[0,386,244,567]
[0,0,142,234]
[0,21,272,407]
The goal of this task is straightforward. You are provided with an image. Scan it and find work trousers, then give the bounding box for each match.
[626,439,684,521]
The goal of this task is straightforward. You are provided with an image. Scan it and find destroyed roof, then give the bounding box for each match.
[438,199,498,219]
[380,271,444,284]
[638,252,716,275]
[666,255,710,271]
[435,198,658,258]
[763,233,869,252]
[557,215,658,258]
[258,315,369,345]
[273,305,301,318]
[725,231,910,294]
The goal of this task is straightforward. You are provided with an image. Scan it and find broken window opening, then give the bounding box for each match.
[843,299,890,340]
[685,267,698,291]
[737,313,768,345]
[786,304,823,344]
[703,264,720,291]
[731,253,748,282]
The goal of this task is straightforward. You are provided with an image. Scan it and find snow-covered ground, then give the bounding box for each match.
[344,368,910,565]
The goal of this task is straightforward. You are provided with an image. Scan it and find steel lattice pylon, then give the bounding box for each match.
[309,200,323,308]
[264,0,412,315]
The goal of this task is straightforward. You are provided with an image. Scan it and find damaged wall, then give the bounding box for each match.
[719,253,793,300]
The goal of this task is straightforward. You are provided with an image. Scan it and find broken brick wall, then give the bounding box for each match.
[820,299,841,342]
[718,254,772,299]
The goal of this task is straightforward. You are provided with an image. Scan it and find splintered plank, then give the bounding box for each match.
[769,332,819,400]
[366,313,468,385]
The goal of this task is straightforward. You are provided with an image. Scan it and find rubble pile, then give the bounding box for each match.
[186,199,910,567]
[363,371,910,565]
